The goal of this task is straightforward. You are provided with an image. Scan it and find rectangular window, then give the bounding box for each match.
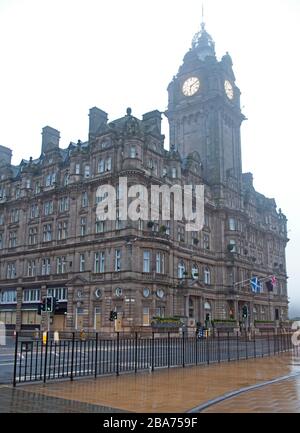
[79,254,85,272]
[56,256,66,274]
[47,287,67,301]
[155,307,165,318]
[0,289,17,304]
[177,225,185,242]
[6,263,17,279]
[84,165,90,178]
[171,167,177,178]
[0,213,4,225]
[96,219,105,233]
[43,224,52,242]
[142,307,150,326]
[59,197,69,213]
[41,258,51,276]
[229,217,236,231]
[0,232,3,249]
[98,159,105,173]
[156,252,161,273]
[0,289,17,303]
[23,288,40,303]
[165,221,170,235]
[203,233,210,250]
[30,204,39,219]
[28,227,38,245]
[10,209,19,223]
[27,260,36,277]
[116,209,121,230]
[115,249,121,272]
[44,201,53,216]
[130,146,136,158]
[58,221,68,240]
[143,251,150,272]
[75,163,81,175]
[81,191,88,207]
[106,157,112,171]
[35,181,41,194]
[229,239,236,252]
[8,231,17,248]
[45,172,56,187]
[138,218,144,231]
[156,252,165,274]
[94,252,105,273]
[80,217,87,236]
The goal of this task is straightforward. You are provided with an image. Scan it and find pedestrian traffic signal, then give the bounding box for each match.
[242,305,248,318]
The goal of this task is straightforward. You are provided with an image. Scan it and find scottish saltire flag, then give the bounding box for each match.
[251,277,261,293]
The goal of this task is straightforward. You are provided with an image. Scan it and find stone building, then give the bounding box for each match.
[0,21,288,333]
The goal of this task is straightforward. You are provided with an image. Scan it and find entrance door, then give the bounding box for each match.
[94,307,101,331]
[75,308,85,330]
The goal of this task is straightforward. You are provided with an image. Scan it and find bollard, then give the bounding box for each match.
[42,331,47,345]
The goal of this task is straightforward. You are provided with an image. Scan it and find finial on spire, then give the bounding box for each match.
[201,2,205,29]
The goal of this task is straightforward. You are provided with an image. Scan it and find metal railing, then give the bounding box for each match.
[12,330,295,386]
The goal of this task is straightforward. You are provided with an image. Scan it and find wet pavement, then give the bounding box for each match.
[203,375,300,413]
[0,351,299,413]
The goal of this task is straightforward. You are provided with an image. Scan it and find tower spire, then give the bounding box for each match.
[201,3,205,29]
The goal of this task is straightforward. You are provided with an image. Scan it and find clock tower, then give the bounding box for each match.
[166,19,245,187]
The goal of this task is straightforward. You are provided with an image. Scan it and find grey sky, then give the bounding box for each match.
[0,0,299,317]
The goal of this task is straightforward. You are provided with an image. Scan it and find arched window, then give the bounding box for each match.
[204,267,211,285]
[192,264,199,279]
[178,261,185,278]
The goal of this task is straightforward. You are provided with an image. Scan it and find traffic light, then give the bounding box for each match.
[109,310,117,321]
[46,297,52,312]
[37,302,42,315]
[242,305,248,318]
[52,297,58,312]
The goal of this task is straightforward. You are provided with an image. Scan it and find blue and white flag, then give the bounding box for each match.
[251,277,261,293]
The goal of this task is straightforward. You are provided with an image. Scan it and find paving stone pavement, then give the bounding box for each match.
[0,385,126,413]
[203,375,300,413]
[1,352,299,413]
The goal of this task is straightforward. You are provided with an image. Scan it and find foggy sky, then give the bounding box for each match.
[0,0,299,317]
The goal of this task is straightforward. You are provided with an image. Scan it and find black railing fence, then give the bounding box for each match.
[13,330,296,386]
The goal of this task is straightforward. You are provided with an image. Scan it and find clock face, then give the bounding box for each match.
[224,80,234,100]
[182,77,200,96]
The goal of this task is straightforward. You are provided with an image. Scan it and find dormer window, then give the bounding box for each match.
[171,167,177,178]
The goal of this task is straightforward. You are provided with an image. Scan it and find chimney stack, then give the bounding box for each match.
[0,145,12,167]
[41,126,60,153]
[89,107,108,140]
[142,110,162,135]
